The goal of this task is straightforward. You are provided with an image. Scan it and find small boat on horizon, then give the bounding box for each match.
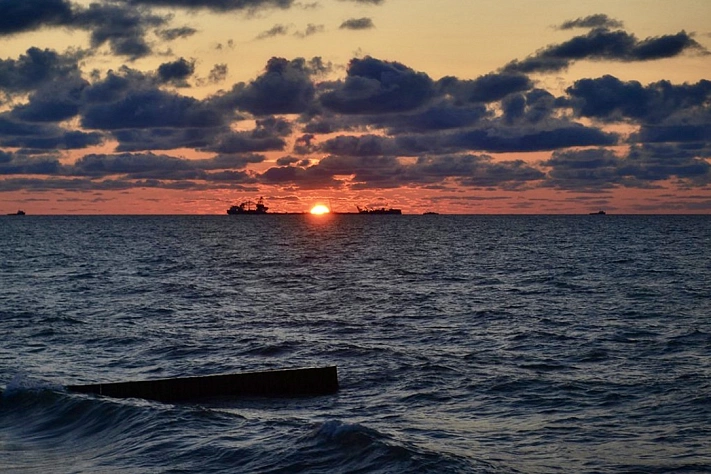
[7,210,25,216]
[589,210,606,215]
[227,197,268,215]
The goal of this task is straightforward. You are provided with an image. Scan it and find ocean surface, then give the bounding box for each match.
[1,214,710,473]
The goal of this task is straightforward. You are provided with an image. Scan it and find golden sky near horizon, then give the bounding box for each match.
[1,0,710,214]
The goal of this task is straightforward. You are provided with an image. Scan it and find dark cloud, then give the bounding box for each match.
[0,0,73,36]
[317,117,618,156]
[0,150,11,164]
[288,154,401,188]
[337,0,384,4]
[340,18,375,30]
[207,64,228,84]
[157,26,198,41]
[0,153,63,175]
[199,117,292,154]
[0,129,103,151]
[124,0,294,13]
[69,151,264,180]
[0,2,176,59]
[112,128,217,151]
[414,155,545,188]
[566,75,711,124]
[71,152,191,177]
[81,67,152,104]
[259,163,344,188]
[543,145,711,190]
[205,131,286,154]
[438,72,533,103]
[82,89,225,130]
[10,76,88,122]
[294,24,325,38]
[256,24,290,40]
[220,57,316,115]
[73,3,169,59]
[0,47,82,94]
[0,175,256,192]
[632,31,707,60]
[276,155,302,166]
[633,124,711,144]
[623,144,711,184]
[558,14,623,30]
[0,26,708,200]
[375,101,489,134]
[319,134,397,157]
[504,28,706,74]
[0,114,103,150]
[447,123,618,153]
[320,56,435,113]
[542,148,622,190]
[157,58,195,85]
[263,152,544,190]
[0,116,44,137]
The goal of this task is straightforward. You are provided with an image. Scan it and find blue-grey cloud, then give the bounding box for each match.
[112,128,217,152]
[219,57,317,115]
[157,58,195,85]
[0,48,82,94]
[73,3,169,59]
[566,75,711,124]
[0,114,103,151]
[69,151,264,180]
[11,76,88,122]
[373,101,490,134]
[339,18,374,30]
[447,124,618,153]
[256,24,290,40]
[82,89,225,130]
[0,153,63,175]
[337,0,384,4]
[260,152,544,190]
[438,72,533,103]
[543,146,711,190]
[294,23,325,38]
[0,1,177,59]
[504,28,707,74]
[259,164,343,189]
[156,26,198,41]
[558,14,623,30]
[0,0,73,36]
[124,0,294,12]
[320,56,435,113]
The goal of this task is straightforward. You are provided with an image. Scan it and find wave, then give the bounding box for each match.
[1,386,499,473]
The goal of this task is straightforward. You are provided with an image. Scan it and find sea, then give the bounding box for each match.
[1,214,709,473]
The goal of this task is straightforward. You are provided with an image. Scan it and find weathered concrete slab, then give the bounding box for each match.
[67,366,338,402]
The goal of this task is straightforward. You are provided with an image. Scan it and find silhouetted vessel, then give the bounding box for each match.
[7,210,25,216]
[589,210,606,215]
[423,211,439,215]
[227,197,268,215]
[356,205,402,215]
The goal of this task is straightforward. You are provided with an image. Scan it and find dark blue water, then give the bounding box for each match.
[1,215,710,473]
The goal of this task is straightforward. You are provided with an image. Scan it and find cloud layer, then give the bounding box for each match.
[0,3,709,211]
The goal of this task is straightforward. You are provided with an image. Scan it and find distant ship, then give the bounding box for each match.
[589,210,606,215]
[423,211,439,215]
[227,197,269,215]
[356,205,402,215]
[7,210,25,216]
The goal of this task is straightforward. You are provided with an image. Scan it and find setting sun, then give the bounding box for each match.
[310,204,331,215]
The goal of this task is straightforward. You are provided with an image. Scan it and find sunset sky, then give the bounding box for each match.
[1,0,710,214]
